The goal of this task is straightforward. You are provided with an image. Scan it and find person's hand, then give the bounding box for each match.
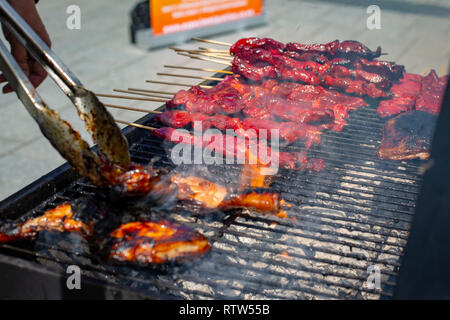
[0,0,51,93]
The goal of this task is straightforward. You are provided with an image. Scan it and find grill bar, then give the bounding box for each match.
[0,72,427,299]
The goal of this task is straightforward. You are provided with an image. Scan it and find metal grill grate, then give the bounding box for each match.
[0,90,425,299]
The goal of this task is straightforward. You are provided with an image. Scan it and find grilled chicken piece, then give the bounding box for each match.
[220,190,281,214]
[377,111,437,160]
[108,221,210,264]
[170,174,282,214]
[0,203,94,243]
[99,157,161,197]
[171,174,228,208]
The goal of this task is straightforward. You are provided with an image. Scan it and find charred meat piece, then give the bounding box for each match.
[0,203,94,243]
[377,111,437,160]
[108,221,210,264]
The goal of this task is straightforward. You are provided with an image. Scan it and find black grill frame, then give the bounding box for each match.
[0,74,445,299]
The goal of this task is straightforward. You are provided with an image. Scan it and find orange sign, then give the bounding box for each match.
[150,0,263,36]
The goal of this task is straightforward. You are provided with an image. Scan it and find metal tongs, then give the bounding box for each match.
[0,0,130,187]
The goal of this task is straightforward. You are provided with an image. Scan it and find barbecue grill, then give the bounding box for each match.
[1,67,448,299]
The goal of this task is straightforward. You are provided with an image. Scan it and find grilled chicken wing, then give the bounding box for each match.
[108,221,210,264]
[0,203,94,243]
[220,190,281,214]
[170,174,282,214]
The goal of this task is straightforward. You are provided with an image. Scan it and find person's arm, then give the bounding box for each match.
[0,0,51,93]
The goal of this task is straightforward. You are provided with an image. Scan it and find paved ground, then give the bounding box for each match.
[0,0,449,201]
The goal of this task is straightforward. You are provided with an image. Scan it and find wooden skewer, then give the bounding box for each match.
[145,79,213,89]
[113,88,170,99]
[164,65,233,75]
[194,51,233,60]
[116,119,157,131]
[422,67,430,76]
[178,52,232,66]
[171,48,233,60]
[198,47,230,54]
[116,117,322,139]
[117,114,321,137]
[96,93,168,103]
[441,64,446,77]
[105,104,161,114]
[128,88,176,96]
[206,53,233,59]
[157,72,223,82]
[188,48,232,58]
[196,52,232,60]
[191,37,232,47]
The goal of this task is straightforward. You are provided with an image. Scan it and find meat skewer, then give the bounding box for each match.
[166,75,367,131]
[225,37,404,97]
[231,52,392,97]
[229,38,382,60]
[151,126,326,172]
[154,110,322,148]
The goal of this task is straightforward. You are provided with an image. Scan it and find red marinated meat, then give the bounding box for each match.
[230,38,400,97]
[285,39,381,60]
[377,70,448,118]
[352,58,404,81]
[230,37,286,55]
[323,75,387,98]
[377,73,422,118]
[166,75,368,133]
[415,70,448,114]
[151,127,325,171]
[155,110,322,148]
[167,76,246,114]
